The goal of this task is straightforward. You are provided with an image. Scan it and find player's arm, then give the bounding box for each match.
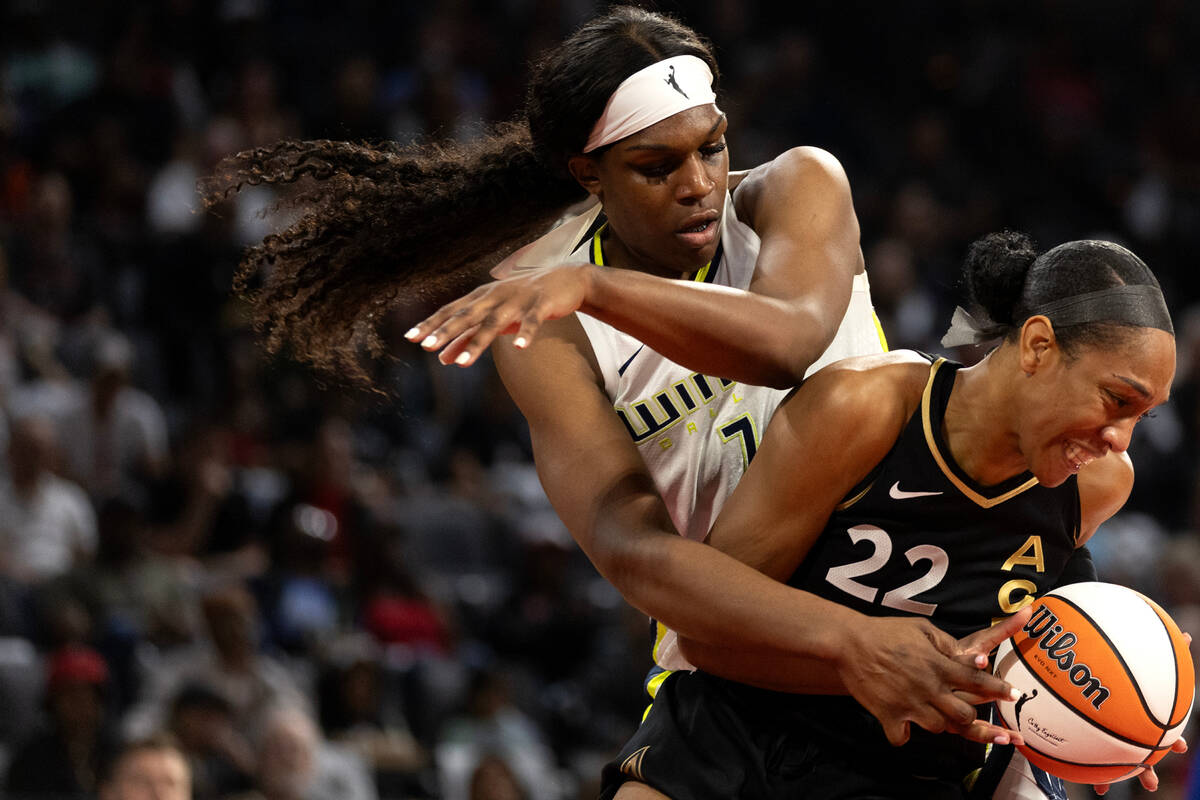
[493,319,870,656]
[409,147,863,389]
[678,354,1023,745]
[1075,451,1134,545]
[1072,451,1189,795]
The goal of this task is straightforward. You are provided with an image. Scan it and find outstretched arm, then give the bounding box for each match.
[408,147,866,389]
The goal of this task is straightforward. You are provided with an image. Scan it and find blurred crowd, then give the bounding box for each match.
[0,1,1198,799]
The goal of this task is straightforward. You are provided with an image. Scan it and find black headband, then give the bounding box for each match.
[941,284,1174,348]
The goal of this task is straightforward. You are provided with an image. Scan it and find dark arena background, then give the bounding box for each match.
[0,1,1198,799]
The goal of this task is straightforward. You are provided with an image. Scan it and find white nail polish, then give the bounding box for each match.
[454,352,471,365]
[405,327,420,340]
[1009,688,1021,702]
[421,335,438,348]
[514,337,527,349]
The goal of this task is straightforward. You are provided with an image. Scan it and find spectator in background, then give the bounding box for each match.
[232,705,377,800]
[146,421,263,576]
[6,644,120,799]
[123,582,309,741]
[357,527,453,657]
[35,491,201,709]
[167,682,255,800]
[98,732,192,800]
[69,493,201,651]
[57,330,168,500]
[435,667,563,800]
[0,412,97,585]
[315,635,427,784]
[271,416,377,586]
[468,753,527,800]
[6,170,101,321]
[257,500,343,656]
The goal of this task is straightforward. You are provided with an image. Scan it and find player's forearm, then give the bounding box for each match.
[677,636,849,694]
[580,266,831,389]
[589,515,854,662]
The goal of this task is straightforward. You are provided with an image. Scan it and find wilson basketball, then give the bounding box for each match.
[993,581,1194,784]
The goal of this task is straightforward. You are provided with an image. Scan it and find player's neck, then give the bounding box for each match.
[943,351,1028,486]
[600,229,688,279]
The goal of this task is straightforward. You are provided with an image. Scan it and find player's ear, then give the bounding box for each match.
[568,155,603,198]
[1018,316,1057,374]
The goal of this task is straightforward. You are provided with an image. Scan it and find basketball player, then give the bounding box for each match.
[597,232,1184,799]
[203,6,1025,745]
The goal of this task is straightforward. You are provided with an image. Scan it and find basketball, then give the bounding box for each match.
[993,581,1194,784]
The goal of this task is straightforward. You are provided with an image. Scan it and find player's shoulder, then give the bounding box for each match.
[733,146,849,215]
[741,145,848,191]
[779,350,931,436]
[812,349,933,392]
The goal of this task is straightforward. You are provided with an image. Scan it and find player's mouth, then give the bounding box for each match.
[1063,441,1104,473]
[676,211,720,249]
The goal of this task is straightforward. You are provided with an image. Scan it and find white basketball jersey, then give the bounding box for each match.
[568,196,887,671]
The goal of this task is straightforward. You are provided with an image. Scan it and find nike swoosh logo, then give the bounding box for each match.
[888,481,943,500]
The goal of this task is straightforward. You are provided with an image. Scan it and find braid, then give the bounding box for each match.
[200,121,582,384]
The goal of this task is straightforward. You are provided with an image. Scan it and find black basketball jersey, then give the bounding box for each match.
[705,356,1085,783]
[788,355,1082,638]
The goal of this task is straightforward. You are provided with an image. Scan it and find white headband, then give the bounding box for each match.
[583,54,717,153]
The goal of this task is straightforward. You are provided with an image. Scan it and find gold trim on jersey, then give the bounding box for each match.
[922,358,1039,508]
[836,480,875,511]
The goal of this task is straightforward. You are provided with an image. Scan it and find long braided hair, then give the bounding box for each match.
[200,6,720,384]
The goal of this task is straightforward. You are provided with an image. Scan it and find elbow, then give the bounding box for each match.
[761,363,806,390]
[588,521,659,594]
[771,315,848,387]
[759,339,824,389]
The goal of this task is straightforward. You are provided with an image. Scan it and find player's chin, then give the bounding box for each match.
[1030,453,1074,488]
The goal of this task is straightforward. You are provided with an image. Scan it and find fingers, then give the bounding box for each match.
[406,291,480,346]
[958,605,1032,659]
[1171,736,1188,754]
[881,719,912,747]
[951,719,1024,747]
[417,310,520,362]
[408,297,525,366]
[1095,766,1153,796]
[928,692,1024,746]
[951,652,990,671]
[941,659,1021,704]
[930,691,978,733]
[511,310,546,353]
[436,325,484,366]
